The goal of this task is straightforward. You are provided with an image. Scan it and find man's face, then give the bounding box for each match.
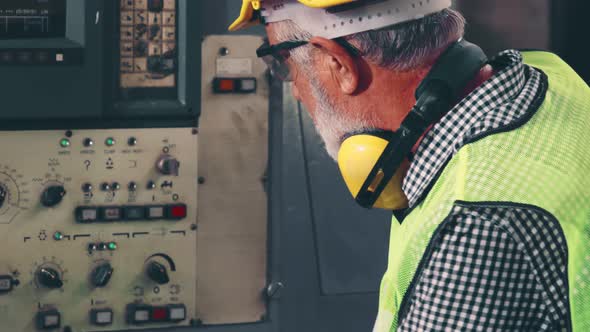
[265,23,371,160]
[265,24,318,119]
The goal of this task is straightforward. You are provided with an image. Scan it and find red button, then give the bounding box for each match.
[151,307,168,321]
[167,204,187,220]
[217,79,235,92]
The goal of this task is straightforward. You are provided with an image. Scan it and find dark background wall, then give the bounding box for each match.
[200,0,590,83]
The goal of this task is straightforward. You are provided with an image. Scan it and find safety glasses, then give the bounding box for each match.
[256,38,361,82]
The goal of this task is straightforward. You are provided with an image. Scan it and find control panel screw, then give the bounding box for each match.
[198,177,205,185]
[265,281,285,300]
[219,47,230,56]
[190,224,198,231]
[192,128,198,135]
[65,130,73,138]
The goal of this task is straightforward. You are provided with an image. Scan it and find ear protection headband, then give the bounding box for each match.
[338,39,488,209]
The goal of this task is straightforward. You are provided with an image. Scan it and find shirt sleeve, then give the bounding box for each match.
[397,206,568,332]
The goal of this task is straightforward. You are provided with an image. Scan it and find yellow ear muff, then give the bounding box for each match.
[338,134,409,210]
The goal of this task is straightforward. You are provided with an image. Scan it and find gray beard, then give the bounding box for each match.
[309,78,374,161]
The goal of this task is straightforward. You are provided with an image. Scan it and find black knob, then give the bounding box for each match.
[147,181,156,190]
[82,183,93,193]
[37,267,63,289]
[146,261,169,285]
[128,137,138,146]
[156,156,180,176]
[0,186,6,209]
[128,182,138,191]
[83,138,94,147]
[91,262,114,288]
[40,186,66,207]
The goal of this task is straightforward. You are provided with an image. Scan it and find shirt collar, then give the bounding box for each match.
[402,50,544,208]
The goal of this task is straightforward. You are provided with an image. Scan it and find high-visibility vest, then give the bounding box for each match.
[374,51,590,331]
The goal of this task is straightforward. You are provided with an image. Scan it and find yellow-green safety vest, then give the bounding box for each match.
[374,51,590,331]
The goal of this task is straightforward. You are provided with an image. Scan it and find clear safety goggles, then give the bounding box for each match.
[256,38,361,82]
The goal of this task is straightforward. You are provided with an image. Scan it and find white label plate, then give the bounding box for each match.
[216,58,253,76]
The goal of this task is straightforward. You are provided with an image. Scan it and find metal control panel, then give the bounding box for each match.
[119,0,177,89]
[0,128,198,331]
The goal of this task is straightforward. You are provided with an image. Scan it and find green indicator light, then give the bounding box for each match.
[53,232,64,241]
[108,242,117,251]
[105,138,116,147]
[60,139,70,148]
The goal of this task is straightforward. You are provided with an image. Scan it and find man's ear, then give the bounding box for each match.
[309,36,360,95]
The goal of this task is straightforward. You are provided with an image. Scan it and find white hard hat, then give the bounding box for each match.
[230,0,452,39]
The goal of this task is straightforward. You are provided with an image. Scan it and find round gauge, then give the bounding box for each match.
[0,164,30,224]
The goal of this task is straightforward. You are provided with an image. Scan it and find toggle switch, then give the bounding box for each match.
[156,155,180,176]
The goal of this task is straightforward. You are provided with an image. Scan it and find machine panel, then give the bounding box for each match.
[198,35,269,325]
[119,0,177,89]
[0,128,198,331]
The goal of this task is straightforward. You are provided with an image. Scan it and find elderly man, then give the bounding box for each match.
[231,1,590,331]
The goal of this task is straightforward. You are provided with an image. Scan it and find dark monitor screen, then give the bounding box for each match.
[0,0,66,39]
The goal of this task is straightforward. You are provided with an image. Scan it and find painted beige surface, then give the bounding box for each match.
[0,128,198,331]
[198,35,269,324]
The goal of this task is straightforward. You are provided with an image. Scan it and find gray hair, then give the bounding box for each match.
[270,8,466,160]
[271,8,466,72]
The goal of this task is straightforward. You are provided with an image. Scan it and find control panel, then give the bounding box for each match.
[119,0,177,89]
[0,128,198,331]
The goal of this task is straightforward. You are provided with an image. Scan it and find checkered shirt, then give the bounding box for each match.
[396,50,570,331]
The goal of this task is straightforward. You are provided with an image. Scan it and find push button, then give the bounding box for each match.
[101,207,122,221]
[127,304,151,324]
[76,207,98,223]
[126,304,186,324]
[90,308,113,326]
[239,78,257,93]
[0,51,14,64]
[146,206,165,220]
[124,206,146,221]
[150,307,168,322]
[36,309,61,330]
[166,204,187,220]
[168,304,186,322]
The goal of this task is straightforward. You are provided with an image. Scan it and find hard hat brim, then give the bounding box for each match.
[228,0,355,31]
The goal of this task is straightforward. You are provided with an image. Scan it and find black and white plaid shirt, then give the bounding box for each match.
[396,50,570,331]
